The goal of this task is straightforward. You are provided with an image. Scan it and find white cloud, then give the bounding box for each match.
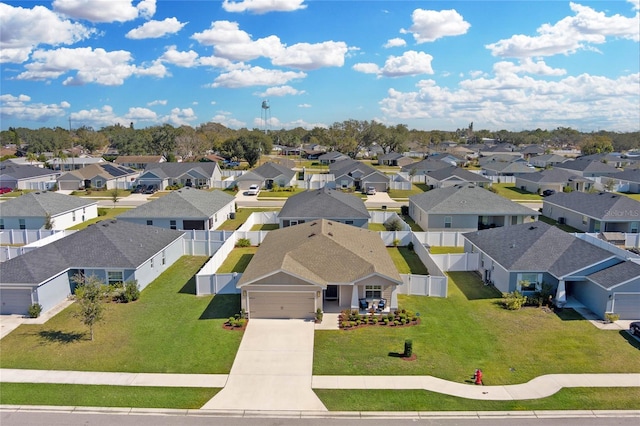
[161,108,197,126]
[379,72,640,131]
[384,38,407,48]
[401,9,471,43]
[629,0,640,10]
[0,94,70,122]
[256,86,305,97]
[486,2,640,58]
[159,46,199,67]
[126,17,186,39]
[53,0,155,23]
[70,105,126,127]
[134,59,170,78]
[125,107,157,121]
[352,63,380,74]
[147,99,167,106]
[0,3,95,63]
[253,116,326,130]
[298,103,311,108]
[222,0,307,14]
[272,41,348,70]
[354,51,434,77]
[211,111,245,128]
[494,59,566,76]
[211,66,306,88]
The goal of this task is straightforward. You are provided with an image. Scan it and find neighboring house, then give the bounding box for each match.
[529,154,568,168]
[428,152,467,167]
[481,159,536,177]
[400,158,457,177]
[235,162,297,190]
[0,221,185,315]
[46,156,105,171]
[278,186,370,228]
[479,144,520,157]
[118,187,235,231]
[463,221,639,320]
[377,152,413,167]
[425,166,491,189]
[137,162,222,190]
[478,154,528,167]
[0,162,59,190]
[329,158,390,192]
[5,157,46,168]
[605,169,640,194]
[515,168,594,194]
[542,191,640,233]
[57,163,139,191]
[554,158,621,178]
[318,152,350,165]
[236,219,402,319]
[0,191,98,230]
[519,144,546,159]
[578,153,638,169]
[114,155,166,170]
[409,184,539,232]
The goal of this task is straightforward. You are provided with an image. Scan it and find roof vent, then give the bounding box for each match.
[328,232,333,237]
[328,221,333,225]
[308,233,316,238]
[310,222,317,226]
[529,226,537,230]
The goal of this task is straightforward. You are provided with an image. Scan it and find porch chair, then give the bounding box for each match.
[358,298,368,311]
[377,298,387,311]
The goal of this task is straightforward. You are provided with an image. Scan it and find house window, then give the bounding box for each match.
[444,216,452,228]
[582,215,588,225]
[147,220,153,226]
[72,211,76,221]
[96,180,103,188]
[107,270,124,285]
[161,250,166,265]
[19,219,26,230]
[518,273,541,292]
[150,258,154,268]
[345,220,354,225]
[170,220,177,230]
[365,285,382,299]
[631,222,639,234]
[594,221,601,233]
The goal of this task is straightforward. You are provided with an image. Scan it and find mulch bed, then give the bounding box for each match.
[222,320,248,331]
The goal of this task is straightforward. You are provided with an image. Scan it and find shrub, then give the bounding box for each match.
[122,280,140,303]
[235,238,251,247]
[502,291,526,310]
[404,339,413,357]
[315,308,323,322]
[407,241,414,251]
[392,238,400,247]
[401,205,409,215]
[28,303,42,318]
[604,312,620,323]
[384,218,404,231]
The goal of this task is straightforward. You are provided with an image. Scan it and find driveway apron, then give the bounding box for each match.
[201,319,327,411]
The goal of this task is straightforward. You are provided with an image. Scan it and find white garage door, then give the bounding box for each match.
[249,292,315,319]
[0,289,32,315]
[613,293,640,320]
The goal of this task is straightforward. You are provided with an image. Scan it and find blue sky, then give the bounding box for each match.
[1,0,639,132]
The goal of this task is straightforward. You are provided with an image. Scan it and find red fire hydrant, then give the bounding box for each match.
[474,369,483,385]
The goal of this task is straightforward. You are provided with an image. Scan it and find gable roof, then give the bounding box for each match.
[58,163,137,180]
[0,162,59,180]
[238,219,401,286]
[0,191,96,217]
[278,186,370,220]
[529,153,568,164]
[426,166,491,183]
[142,162,220,179]
[611,169,640,184]
[114,155,165,164]
[586,261,640,289]
[250,162,296,180]
[118,187,234,219]
[516,168,588,183]
[378,152,404,161]
[555,158,620,174]
[400,158,452,173]
[482,161,535,174]
[544,191,640,221]
[463,221,618,278]
[0,221,185,285]
[410,184,538,215]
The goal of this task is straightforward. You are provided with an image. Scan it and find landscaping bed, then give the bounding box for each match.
[339,309,420,329]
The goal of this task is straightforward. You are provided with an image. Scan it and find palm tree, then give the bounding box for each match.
[26,152,38,165]
[55,150,68,171]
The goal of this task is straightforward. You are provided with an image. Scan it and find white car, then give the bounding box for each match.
[247,184,260,195]
[366,186,376,195]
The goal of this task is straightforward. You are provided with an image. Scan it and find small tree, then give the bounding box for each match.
[110,188,120,208]
[603,178,616,192]
[384,218,404,231]
[44,213,54,230]
[74,275,107,341]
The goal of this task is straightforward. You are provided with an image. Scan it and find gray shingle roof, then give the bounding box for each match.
[0,162,59,180]
[278,187,370,220]
[586,261,640,289]
[238,219,401,286]
[463,221,618,277]
[0,221,185,285]
[118,187,234,219]
[410,185,538,215]
[555,159,621,173]
[142,162,219,178]
[516,168,586,183]
[0,191,96,217]
[612,169,640,184]
[250,162,296,180]
[426,166,490,183]
[544,191,640,221]
[401,158,451,173]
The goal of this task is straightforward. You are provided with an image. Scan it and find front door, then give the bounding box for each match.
[325,285,338,301]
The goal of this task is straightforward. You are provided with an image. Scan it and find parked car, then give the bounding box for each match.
[630,322,640,336]
[144,185,158,194]
[132,184,144,194]
[247,184,260,195]
[542,189,556,197]
[222,160,240,168]
[366,186,376,195]
[0,187,13,194]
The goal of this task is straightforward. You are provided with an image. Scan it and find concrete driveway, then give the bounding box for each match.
[201,319,327,411]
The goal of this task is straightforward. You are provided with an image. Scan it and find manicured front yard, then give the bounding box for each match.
[0,256,243,374]
[388,184,426,199]
[314,271,640,384]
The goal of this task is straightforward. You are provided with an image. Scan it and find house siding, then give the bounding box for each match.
[35,272,71,313]
[134,238,183,290]
[572,279,609,319]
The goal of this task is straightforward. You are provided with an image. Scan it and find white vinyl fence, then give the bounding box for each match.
[182,230,231,256]
[397,274,447,297]
[412,231,467,247]
[0,229,67,245]
[429,252,480,272]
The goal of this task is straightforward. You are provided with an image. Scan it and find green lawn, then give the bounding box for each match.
[217,208,277,231]
[314,271,640,384]
[617,192,640,201]
[257,188,306,198]
[0,256,243,374]
[315,387,640,411]
[0,383,219,409]
[388,184,426,199]
[490,184,542,201]
[368,223,387,231]
[399,214,423,231]
[67,207,132,230]
[250,224,279,231]
[216,247,257,273]
[387,247,429,275]
[538,215,582,233]
[429,246,465,254]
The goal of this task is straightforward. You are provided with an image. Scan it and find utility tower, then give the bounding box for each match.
[261,100,271,134]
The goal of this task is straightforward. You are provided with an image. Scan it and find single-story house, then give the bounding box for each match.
[0,191,98,230]
[554,158,621,178]
[515,168,594,194]
[528,154,568,168]
[377,152,414,167]
[0,221,185,315]
[46,156,105,172]
[542,191,640,233]
[318,152,350,165]
[409,184,539,232]
[425,166,491,189]
[278,186,370,228]
[0,162,59,190]
[329,159,390,192]
[427,152,468,167]
[463,221,639,320]
[519,144,546,159]
[114,155,166,170]
[481,160,536,177]
[57,163,139,190]
[605,169,640,194]
[578,153,638,169]
[234,162,297,190]
[137,162,222,190]
[118,187,235,230]
[236,219,402,319]
[400,158,455,178]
